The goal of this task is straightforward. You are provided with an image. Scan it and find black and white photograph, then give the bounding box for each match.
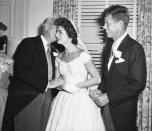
[0,0,151,131]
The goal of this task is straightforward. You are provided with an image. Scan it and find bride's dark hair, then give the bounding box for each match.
[55,17,78,45]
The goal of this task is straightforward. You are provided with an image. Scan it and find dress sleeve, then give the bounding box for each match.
[80,51,91,63]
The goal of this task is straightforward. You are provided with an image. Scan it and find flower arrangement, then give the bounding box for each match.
[113,50,125,63]
[114,50,122,59]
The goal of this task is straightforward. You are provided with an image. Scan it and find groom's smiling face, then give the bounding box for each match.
[103,15,120,39]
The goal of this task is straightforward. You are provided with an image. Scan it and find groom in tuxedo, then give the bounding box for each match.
[90,5,147,131]
[2,18,59,131]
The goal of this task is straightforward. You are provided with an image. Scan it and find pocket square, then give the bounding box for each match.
[115,58,125,64]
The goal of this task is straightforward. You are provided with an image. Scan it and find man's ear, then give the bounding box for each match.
[44,22,50,31]
[119,20,125,29]
[44,24,49,30]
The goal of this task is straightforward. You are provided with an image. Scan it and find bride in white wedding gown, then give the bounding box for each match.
[45,17,105,131]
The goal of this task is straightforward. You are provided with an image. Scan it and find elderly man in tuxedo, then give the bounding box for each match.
[2,17,59,131]
[90,5,147,131]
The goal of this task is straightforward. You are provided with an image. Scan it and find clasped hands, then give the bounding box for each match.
[89,89,109,107]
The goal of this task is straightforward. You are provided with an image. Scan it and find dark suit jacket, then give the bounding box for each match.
[4,35,56,121]
[0,35,7,50]
[100,35,147,131]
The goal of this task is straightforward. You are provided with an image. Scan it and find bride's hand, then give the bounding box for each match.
[90,89,102,96]
[48,76,65,89]
[89,89,102,101]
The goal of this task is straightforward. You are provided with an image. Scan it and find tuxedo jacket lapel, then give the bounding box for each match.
[35,36,56,79]
[107,57,116,79]
[106,35,130,79]
[103,40,113,80]
[117,34,130,54]
[35,36,48,75]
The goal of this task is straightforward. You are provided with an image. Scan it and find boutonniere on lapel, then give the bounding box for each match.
[114,50,125,64]
[53,52,58,57]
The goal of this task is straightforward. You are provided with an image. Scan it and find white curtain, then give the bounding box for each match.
[9,0,30,42]
[136,0,152,131]
[7,0,30,57]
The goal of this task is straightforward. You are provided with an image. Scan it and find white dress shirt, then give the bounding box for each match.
[40,35,50,91]
[41,35,48,52]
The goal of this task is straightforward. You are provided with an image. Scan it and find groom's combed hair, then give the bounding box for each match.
[101,5,130,29]
[55,17,78,45]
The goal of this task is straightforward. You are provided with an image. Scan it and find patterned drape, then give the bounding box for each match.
[136,0,152,131]
[53,0,77,21]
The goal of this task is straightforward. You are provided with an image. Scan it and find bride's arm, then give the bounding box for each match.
[48,75,65,89]
[47,54,65,89]
[76,59,101,89]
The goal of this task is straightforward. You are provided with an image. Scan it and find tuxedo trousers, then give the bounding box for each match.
[14,89,52,131]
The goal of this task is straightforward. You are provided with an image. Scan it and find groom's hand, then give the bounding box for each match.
[89,89,102,101]
[95,93,109,107]
[90,90,109,107]
[90,89,102,96]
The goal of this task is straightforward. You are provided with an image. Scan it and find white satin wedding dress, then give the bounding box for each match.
[45,52,105,131]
